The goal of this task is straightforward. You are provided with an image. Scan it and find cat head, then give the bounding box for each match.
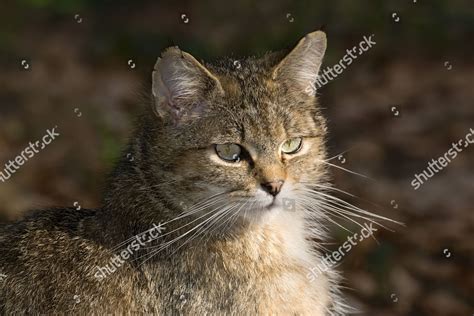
[141,31,328,227]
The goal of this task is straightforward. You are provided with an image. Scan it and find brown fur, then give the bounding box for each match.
[0,31,349,315]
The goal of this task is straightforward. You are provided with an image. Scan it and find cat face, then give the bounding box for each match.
[149,31,328,225]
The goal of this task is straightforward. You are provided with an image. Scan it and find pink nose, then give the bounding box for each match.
[261,180,284,196]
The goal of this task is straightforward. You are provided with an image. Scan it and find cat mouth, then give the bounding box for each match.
[264,198,279,210]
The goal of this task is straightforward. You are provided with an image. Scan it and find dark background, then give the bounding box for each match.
[0,0,473,315]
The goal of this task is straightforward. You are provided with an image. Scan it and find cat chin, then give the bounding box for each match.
[233,201,294,227]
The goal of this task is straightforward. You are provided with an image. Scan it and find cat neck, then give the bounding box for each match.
[132,207,318,271]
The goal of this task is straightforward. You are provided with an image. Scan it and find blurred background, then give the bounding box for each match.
[0,0,472,315]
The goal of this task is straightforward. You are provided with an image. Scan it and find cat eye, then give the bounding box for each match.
[281,137,303,155]
[215,143,242,162]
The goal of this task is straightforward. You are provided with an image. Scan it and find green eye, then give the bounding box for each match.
[281,137,303,154]
[215,143,242,162]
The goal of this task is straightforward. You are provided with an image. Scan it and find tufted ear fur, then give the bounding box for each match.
[152,47,224,123]
[272,31,327,96]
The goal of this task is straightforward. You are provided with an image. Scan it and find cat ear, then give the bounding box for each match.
[152,47,224,123]
[272,31,327,96]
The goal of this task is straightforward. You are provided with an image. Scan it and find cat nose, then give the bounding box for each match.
[261,180,284,196]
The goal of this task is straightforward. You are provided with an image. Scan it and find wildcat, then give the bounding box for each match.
[0,30,356,315]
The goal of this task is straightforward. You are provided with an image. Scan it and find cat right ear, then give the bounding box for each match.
[152,47,224,123]
[272,31,327,96]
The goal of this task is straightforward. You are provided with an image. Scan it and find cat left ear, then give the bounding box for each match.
[152,47,224,123]
[272,31,327,96]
